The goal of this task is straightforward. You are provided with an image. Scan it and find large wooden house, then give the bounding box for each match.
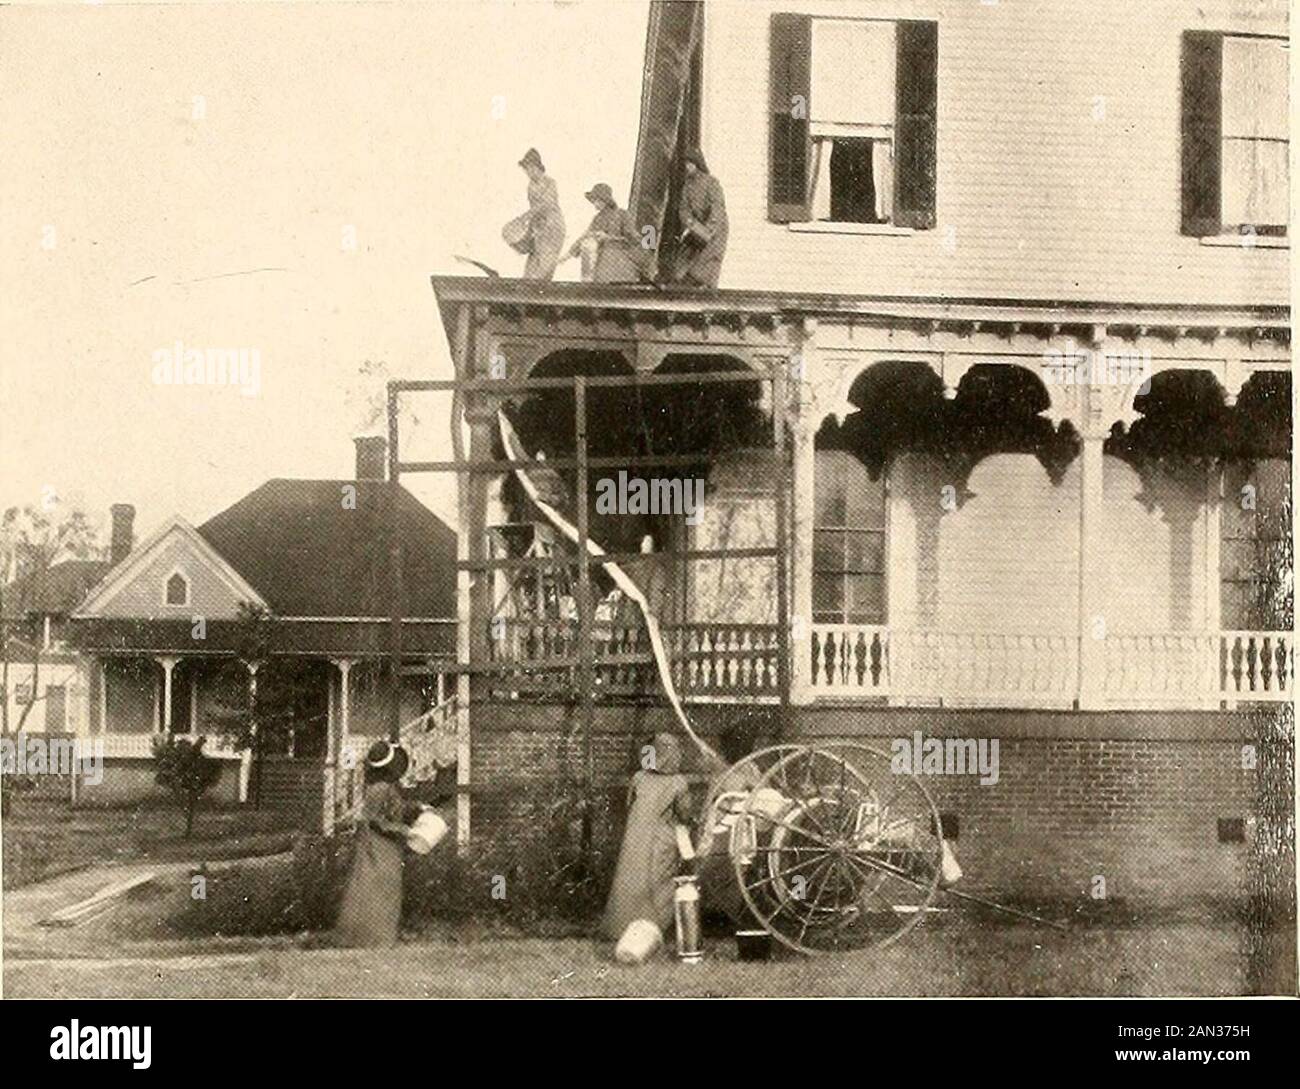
[419,0,1292,905]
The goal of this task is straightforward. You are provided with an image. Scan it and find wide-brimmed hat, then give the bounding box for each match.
[366,739,409,779]
[584,182,615,207]
[518,147,545,172]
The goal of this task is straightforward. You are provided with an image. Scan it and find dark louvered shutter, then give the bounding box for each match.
[769,13,811,222]
[1181,30,1223,237]
[894,20,938,230]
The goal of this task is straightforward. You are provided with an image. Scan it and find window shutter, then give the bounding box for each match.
[769,13,811,222]
[1181,30,1223,237]
[894,20,937,230]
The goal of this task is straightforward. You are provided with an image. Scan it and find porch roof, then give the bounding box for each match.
[70,617,456,659]
[431,274,1290,342]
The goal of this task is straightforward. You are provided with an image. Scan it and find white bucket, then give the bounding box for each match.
[614,919,663,965]
[940,840,963,887]
[406,809,449,855]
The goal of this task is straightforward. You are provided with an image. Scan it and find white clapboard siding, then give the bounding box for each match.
[698,0,1287,305]
[885,453,1209,639]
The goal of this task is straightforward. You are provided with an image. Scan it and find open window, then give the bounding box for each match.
[1182,31,1288,238]
[770,14,936,228]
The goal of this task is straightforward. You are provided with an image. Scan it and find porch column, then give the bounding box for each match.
[788,319,818,705]
[1076,432,1107,709]
[238,660,260,804]
[96,657,108,735]
[156,656,179,734]
[189,671,198,737]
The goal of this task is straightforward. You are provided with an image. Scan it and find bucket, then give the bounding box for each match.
[406,808,449,855]
[939,839,963,887]
[615,919,663,965]
[735,929,772,962]
[502,212,533,254]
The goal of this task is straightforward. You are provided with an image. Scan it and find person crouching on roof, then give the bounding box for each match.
[671,148,728,289]
[601,732,694,944]
[566,182,650,283]
[335,740,414,947]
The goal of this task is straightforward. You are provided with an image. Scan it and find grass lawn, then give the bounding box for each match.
[1,797,294,889]
[6,914,1294,998]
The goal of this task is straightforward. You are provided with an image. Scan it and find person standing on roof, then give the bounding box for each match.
[505,148,566,281]
[566,182,650,283]
[671,148,728,289]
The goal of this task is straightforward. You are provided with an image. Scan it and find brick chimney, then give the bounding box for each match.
[354,435,387,481]
[109,503,135,566]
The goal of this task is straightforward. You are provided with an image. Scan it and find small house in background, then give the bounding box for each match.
[66,436,458,828]
[1,545,114,736]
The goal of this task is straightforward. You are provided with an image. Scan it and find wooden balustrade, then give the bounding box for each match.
[483,617,1292,709]
[1221,631,1293,702]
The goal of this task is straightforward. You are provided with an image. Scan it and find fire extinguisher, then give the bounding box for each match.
[673,874,702,964]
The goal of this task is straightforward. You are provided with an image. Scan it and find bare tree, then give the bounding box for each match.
[0,503,104,735]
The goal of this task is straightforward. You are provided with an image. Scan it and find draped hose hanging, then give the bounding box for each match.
[497,408,726,772]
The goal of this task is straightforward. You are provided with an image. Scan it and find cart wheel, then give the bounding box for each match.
[730,743,944,956]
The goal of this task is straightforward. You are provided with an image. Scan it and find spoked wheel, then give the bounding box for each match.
[730,743,944,956]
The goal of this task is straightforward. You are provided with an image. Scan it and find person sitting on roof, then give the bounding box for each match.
[670,148,728,289]
[566,183,650,283]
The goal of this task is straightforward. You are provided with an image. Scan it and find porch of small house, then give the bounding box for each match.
[427,278,1292,719]
[79,649,454,822]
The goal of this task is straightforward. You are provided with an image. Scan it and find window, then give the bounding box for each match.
[770,14,936,228]
[809,19,896,224]
[1221,460,1292,629]
[15,683,33,706]
[164,571,190,607]
[813,451,887,624]
[1182,31,1288,238]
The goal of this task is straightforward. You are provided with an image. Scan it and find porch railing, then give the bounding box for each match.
[487,618,781,702]
[95,732,243,759]
[810,623,1292,708]
[482,617,1291,709]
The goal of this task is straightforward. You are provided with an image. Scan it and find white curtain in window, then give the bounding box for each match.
[1221,36,1289,227]
[1222,36,1288,140]
[1222,138,1288,226]
[872,140,894,222]
[810,19,897,127]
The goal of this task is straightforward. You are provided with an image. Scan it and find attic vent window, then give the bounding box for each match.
[165,571,190,607]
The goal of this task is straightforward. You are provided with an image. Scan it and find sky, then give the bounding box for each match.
[0,0,650,542]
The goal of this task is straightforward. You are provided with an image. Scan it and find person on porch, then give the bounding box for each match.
[335,740,414,947]
[670,148,728,288]
[600,731,694,945]
[503,147,566,281]
[565,182,649,283]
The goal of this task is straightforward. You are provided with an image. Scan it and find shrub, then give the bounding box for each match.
[152,735,223,837]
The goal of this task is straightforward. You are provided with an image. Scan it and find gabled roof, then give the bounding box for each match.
[196,480,456,620]
[74,516,269,617]
[2,559,111,619]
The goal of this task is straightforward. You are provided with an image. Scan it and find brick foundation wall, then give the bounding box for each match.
[467,702,1293,910]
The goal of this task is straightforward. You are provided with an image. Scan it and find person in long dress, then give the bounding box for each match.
[671,148,728,288]
[566,182,649,283]
[600,732,694,941]
[516,147,566,281]
[335,740,411,947]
